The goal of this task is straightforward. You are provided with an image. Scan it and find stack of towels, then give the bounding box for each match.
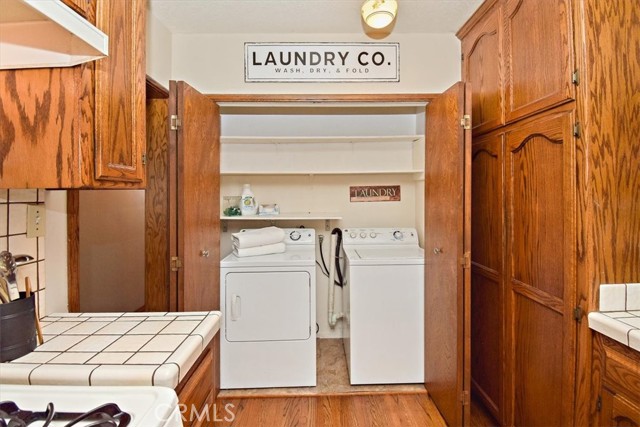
[232,226,286,257]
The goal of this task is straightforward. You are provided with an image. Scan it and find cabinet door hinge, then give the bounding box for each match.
[460,115,471,130]
[141,153,147,166]
[573,122,581,138]
[596,395,602,412]
[461,390,470,406]
[170,115,182,131]
[170,256,183,272]
[460,252,471,269]
[572,69,580,86]
[573,305,583,322]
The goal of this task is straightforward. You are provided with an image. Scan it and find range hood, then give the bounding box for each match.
[0,0,108,70]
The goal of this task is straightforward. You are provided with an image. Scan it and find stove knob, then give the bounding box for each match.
[359,232,367,239]
[369,232,377,238]
[290,230,301,241]
[349,232,357,239]
[393,230,404,240]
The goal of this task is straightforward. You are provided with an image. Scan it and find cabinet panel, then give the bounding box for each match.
[504,0,574,122]
[93,0,146,183]
[0,68,82,188]
[462,1,504,134]
[470,131,504,423]
[505,105,576,426]
[61,0,91,17]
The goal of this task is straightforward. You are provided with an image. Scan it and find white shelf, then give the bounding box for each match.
[221,212,342,221]
[221,135,423,144]
[0,0,109,70]
[221,170,424,176]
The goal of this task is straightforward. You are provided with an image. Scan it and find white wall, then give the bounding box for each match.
[44,190,68,315]
[172,33,461,94]
[146,11,173,89]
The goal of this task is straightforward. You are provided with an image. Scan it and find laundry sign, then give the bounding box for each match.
[245,42,400,82]
[350,185,401,202]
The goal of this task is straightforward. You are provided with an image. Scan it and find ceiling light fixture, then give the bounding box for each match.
[361,0,398,30]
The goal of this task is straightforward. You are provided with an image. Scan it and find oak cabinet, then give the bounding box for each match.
[61,0,91,17]
[470,131,504,423]
[594,334,640,427]
[0,0,146,189]
[503,0,574,122]
[461,0,504,135]
[460,1,640,426]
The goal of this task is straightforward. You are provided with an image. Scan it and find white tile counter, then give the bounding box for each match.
[0,311,220,388]
[588,283,640,352]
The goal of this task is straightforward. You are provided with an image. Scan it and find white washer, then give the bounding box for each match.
[220,228,316,389]
[342,227,424,385]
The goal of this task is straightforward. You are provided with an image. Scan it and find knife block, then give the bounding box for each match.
[0,293,37,362]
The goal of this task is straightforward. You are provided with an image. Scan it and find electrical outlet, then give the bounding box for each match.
[26,204,45,238]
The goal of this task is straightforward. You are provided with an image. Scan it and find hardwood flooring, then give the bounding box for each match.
[213,393,447,427]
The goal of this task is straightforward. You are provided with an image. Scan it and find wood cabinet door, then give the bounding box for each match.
[461,1,504,135]
[169,81,220,312]
[93,0,146,184]
[504,104,576,426]
[424,81,471,427]
[471,131,504,423]
[601,389,640,427]
[60,0,91,17]
[504,0,574,123]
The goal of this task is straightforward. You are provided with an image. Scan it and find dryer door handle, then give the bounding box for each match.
[231,294,241,320]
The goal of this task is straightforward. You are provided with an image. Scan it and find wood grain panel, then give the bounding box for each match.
[94,0,146,183]
[583,0,640,286]
[462,1,504,135]
[67,190,80,312]
[505,105,576,426]
[0,68,81,188]
[509,126,565,299]
[471,133,504,272]
[513,295,565,427]
[144,97,170,311]
[173,81,220,311]
[470,271,502,419]
[424,82,471,427]
[60,0,91,17]
[504,0,574,122]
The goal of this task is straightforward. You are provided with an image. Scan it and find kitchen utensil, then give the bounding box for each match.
[25,277,44,345]
[0,277,9,303]
[0,251,20,300]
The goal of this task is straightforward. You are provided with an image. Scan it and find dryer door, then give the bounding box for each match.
[225,271,311,342]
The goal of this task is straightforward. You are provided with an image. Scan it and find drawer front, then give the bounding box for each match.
[603,337,640,401]
[177,348,214,426]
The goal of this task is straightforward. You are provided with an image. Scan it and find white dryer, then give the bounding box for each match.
[220,228,316,389]
[342,227,424,385]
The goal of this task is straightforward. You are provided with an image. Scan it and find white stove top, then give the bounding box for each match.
[0,385,182,427]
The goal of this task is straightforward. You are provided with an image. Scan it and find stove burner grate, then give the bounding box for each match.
[0,401,131,427]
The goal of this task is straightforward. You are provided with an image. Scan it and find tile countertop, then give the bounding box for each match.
[588,283,640,352]
[0,311,221,388]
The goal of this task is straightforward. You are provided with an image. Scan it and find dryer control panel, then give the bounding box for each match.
[342,228,419,245]
[282,228,315,245]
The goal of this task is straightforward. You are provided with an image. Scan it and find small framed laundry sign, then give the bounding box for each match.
[350,185,401,202]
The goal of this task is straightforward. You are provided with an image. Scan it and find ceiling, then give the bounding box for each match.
[148,0,483,35]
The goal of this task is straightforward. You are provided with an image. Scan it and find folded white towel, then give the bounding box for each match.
[231,226,285,249]
[233,242,286,257]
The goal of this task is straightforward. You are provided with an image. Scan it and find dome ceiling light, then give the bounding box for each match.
[361,0,398,30]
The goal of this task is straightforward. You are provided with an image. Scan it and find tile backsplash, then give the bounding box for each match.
[0,189,46,318]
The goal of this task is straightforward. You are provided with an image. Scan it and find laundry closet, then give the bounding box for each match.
[218,101,427,339]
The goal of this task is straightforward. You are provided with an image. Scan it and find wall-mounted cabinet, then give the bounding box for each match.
[0,0,146,189]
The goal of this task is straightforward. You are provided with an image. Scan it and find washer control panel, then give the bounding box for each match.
[342,228,419,245]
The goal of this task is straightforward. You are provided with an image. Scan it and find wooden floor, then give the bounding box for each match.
[213,394,447,427]
[209,394,498,426]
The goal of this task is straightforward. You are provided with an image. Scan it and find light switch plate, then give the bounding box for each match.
[26,204,45,238]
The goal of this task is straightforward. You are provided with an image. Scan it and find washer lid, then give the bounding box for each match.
[221,248,316,267]
[346,246,425,265]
